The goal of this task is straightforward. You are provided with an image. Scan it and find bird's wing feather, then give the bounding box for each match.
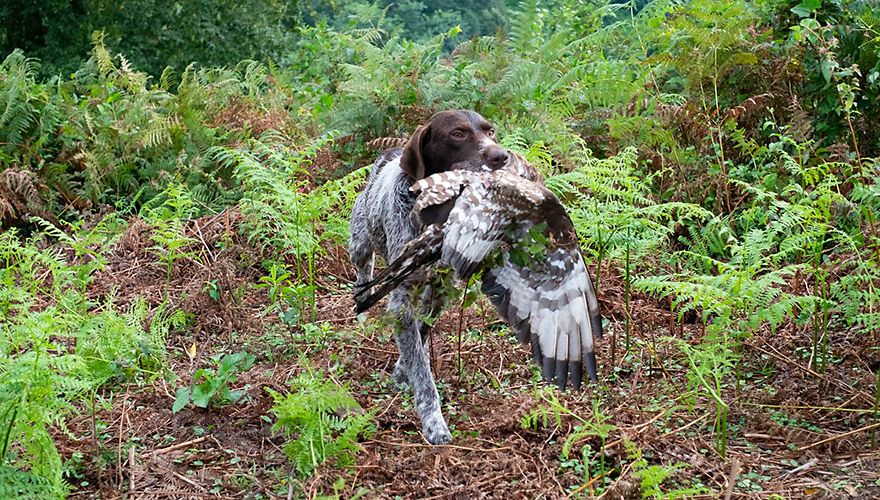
[438,181,515,280]
[411,171,471,209]
[502,151,545,185]
[357,167,602,390]
[482,245,602,390]
[353,224,444,313]
[426,169,602,389]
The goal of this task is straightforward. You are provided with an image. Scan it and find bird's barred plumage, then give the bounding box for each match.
[365,137,410,151]
[355,160,602,389]
[497,150,544,184]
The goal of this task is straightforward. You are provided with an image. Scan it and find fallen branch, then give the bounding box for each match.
[781,457,818,477]
[362,438,511,453]
[146,436,208,456]
[166,467,208,492]
[128,446,137,495]
[724,457,740,500]
[802,421,880,450]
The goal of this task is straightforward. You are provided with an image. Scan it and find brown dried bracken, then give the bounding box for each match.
[787,95,814,141]
[722,93,775,123]
[210,98,290,136]
[0,167,50,226]
[119,216,152,254]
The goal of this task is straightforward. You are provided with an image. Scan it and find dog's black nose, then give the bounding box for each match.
[483,146,509,169]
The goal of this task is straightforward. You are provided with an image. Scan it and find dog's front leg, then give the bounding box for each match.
[348,195,375,287]
[388,287,452,445]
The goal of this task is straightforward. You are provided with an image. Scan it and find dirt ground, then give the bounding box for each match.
[53,208,880,499]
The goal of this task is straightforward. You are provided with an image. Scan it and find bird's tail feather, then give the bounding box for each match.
[353,225,444,313]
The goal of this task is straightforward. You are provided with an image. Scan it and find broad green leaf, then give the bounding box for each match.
[191,385,213,408]
[172,388,190,413]
[226,389,246,403]
[791,0,821,18]
[820,60,836,84]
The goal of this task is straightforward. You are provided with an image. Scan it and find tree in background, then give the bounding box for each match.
[0,0,87,76]
[1,0,297,77]
[88,0,296,76]
[2,0,512,77]
[302,0,509,50]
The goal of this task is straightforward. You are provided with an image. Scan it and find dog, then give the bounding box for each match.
[349,110,511,444]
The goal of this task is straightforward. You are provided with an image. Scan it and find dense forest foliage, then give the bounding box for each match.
[2,0,880,498]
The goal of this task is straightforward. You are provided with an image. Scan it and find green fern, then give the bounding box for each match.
[521,388,616,494]
[140,183,200,285]
[543,146,710,275]
[268,363,375,479]
[0,465,61,499]
[0,51,42,152]
[626,441,710,499]
[212,131,366,258]
[0,220,169,495]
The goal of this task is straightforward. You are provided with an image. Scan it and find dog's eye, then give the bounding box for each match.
[487,129,496,138]
[451,130,467,139]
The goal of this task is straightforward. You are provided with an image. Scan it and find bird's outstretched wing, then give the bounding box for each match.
[481,245,603,389]
[355,170,512,309]
[411,170,520,280]
[354,168,602,389]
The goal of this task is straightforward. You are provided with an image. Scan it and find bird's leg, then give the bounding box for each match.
[389,287,451,445]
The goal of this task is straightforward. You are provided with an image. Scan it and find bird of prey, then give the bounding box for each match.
[354,163,602,390]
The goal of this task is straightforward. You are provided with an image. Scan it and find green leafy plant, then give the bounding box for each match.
[627,441,710,499]
[268,363,375,479]
[141,184,201,286]
[0,223,168,497]
[212,131,368,321]
[172,351,256,413]
[254,261,314,325]
[1,1,880,495]
[522,389,616,494]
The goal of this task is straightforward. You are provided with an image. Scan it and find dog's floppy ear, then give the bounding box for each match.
[400,124,431,181]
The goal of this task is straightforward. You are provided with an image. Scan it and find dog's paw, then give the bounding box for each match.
[422,415,452,445]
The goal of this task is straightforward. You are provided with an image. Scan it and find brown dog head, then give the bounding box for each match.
[400,110,510,181]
